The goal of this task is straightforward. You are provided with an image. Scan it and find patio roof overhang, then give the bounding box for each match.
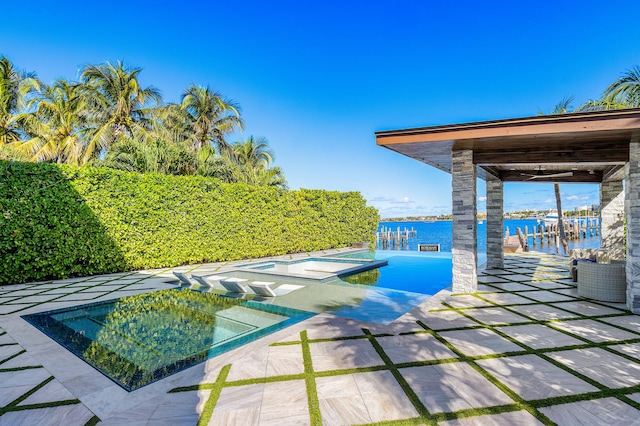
[376,108,640,183]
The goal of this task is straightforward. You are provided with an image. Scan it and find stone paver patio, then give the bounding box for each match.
[1,251,640,425]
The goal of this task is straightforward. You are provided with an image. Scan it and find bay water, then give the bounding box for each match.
[378,219,600,254]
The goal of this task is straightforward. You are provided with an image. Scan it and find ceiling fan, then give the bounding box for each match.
[520,167,574,180]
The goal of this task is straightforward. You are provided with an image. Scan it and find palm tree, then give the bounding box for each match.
[228,136,286,188]
[178,85,244,153]
[603,65,640,108]
[80,61,162,162]
[191,145,233,181]
[576,98,630,112]
[553,181,569,255]
[245,166,287,188]
[15,79,87,164]
[101,137,199,175]
[538,95,573,115]
[150,103,191,146]
[578,65,640,111]
[0,144,31,161]
[231,135,274,169]
[0,56,39,145]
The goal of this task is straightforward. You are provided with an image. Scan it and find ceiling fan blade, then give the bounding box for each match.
[528,171,573,180]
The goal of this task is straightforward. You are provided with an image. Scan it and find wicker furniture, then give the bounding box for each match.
[577,260,626,303]
[569,248,599,282]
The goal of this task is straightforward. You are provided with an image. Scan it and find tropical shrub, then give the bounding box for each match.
[0,161,128,282]
[0,161,378,284]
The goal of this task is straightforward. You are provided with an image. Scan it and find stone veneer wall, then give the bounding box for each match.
[600,180,625,260]
[486,179,504,269]
[451,150,478,293]
[626,141,640,313]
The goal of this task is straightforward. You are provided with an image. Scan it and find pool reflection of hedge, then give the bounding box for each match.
[341,268,381,285]
[82,290,244,388]
[0,161,379,283]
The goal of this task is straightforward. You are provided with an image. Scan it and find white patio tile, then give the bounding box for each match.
[503,268,536,275]
[438,410,544,425]
[485,282,538,292]
[353,370,420,422]
[462,307,530,326]
[507,303,582,321]
[259,380,309,425]
[551,319,639,342]
[443,295,493,308]
[496,324,584,349]
[413,309,479,330]
[477,354,598,400]
[518,291,576,303]
[502,274,536,281]
[599,315,640,333]
[549,301,626,317]
[479,292,537,305]
[608,342,640,360]
[439,328,522,356]
[17,378,76,405]
[309,338,383,372]
[521,281,570,290]
[548,348,640,388]
[540,397,640,425]
[377,333,457,363]
[0,367,51,389]
[318,390,372,424]
[265,344,304,377]
[401,363,513,413]
[0,402,95,425]
[477,276,510,284]
[211,383,263,426]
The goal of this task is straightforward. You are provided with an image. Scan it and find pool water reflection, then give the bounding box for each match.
[23,289,313,391]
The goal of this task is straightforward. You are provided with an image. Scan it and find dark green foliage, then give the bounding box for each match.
[0,161,127,283]
[0,160,378,284]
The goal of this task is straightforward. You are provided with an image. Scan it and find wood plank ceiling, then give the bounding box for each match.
[376,108,640,183]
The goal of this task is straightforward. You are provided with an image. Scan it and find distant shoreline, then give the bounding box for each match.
[381,219,448,222]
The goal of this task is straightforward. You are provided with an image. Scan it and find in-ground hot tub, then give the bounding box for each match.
[236,257,388,282]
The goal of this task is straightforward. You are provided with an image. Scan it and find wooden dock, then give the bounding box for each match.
[505,218,600,252]
[376,226,417,249]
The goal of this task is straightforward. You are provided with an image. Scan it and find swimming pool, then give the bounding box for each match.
[334,250,487,294]
[22,249,463,391]
[22,289,313,391]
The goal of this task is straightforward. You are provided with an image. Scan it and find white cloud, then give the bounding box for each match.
[567,195,579,201]
[478,196,487,202]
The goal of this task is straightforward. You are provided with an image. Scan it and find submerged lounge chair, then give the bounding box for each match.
[273,284,304,296]
[219,277,250,294]
[173,272,197,286]
[249,282,304,297]
[248,281,277,297]
[191,274,229,288]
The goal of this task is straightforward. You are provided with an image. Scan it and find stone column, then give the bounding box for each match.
[452,149,477,293]
[600,180,624,260]
[626,140,640,313]
[486,178,504,269]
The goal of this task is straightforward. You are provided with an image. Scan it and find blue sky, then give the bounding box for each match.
[3,1,639,218]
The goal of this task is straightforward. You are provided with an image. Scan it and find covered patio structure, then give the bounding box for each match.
[376,108,640,313]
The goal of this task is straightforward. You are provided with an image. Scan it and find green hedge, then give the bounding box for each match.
[0,161,379,284]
